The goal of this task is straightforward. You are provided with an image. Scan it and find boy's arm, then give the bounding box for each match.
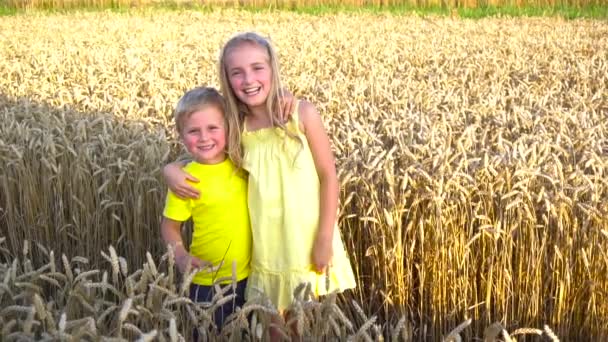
[160,217,186,251]
[279,88,296,122]
[160,217,208,273]
[299,100,339,274]
[160,217,189,272]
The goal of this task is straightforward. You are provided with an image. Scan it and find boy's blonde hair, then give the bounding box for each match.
[218,32,300,167]
[174,87,225,134]
[174,87,240,164]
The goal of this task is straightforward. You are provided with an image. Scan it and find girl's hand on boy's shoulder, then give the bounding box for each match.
[163,162,200,199]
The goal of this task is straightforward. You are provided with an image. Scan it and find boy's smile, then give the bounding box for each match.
[180,106,227,165]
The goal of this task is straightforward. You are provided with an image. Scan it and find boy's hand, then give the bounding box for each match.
[163,162,200,199]
[175,253,221,274]
[279,88,296,123]
[311,234,333,274]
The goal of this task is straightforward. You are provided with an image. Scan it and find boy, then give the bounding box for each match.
[160,87,251,333]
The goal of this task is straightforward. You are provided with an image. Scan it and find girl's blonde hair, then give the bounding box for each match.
[174,87,239,162]
[218,32,299,167]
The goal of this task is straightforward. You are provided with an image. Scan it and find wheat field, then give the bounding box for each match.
[2,0,603,10]
[1,9,607,340]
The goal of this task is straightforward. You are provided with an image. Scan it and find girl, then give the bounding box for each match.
[165,32,356,313]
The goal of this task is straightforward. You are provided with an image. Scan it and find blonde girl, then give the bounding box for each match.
[165,32,356,313]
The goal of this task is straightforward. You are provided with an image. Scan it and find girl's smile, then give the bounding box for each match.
[226,42,272,113]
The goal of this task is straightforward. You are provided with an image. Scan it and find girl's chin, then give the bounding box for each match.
[242,98,262,105]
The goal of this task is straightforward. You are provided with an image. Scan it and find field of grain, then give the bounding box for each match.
[2,0,603,10]
[1,9,607,340]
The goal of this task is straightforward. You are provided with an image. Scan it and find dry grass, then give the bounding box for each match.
[0,9,607,340]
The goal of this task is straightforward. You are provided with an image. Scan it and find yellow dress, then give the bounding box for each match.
[242,103,356,310]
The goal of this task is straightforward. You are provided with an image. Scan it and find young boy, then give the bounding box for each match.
[160,87,251,333]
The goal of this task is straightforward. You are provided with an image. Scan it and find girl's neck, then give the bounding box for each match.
[246,106,272,129]
[247,105,269,120]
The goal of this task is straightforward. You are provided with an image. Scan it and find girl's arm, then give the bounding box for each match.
[162,161,200,199]
[299,100,339,274]
[160,217,210,273]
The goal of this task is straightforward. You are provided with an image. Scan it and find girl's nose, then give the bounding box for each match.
[243,71,252,84]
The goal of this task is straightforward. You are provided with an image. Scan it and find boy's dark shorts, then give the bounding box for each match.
[189,278,247,336]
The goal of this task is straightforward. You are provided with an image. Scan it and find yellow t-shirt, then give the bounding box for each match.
[162,159,251,285]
